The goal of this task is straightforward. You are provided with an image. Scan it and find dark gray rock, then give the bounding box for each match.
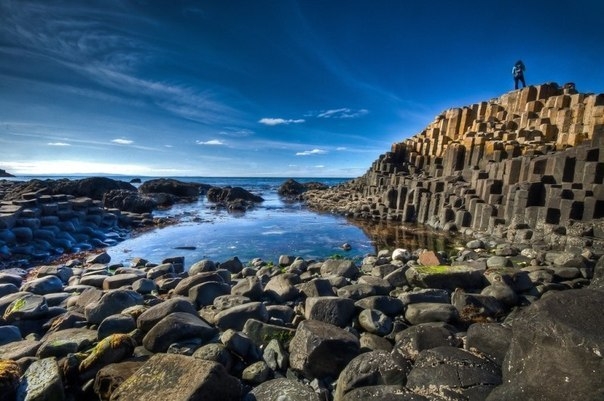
[2,293,49,322]
[397,288,450,305]
[36,327,97,358]
[340,386,428,401]
[16,357,65,401]
[486,289,604,401]
[465,323,512,366]
[136,297,198,332]
[264,273,300,303]
[231,276,264,301]
[393,323,461,362]
[358,309,393,336]
[355,295,404,316]
[289,319,360,380]
[97,314,137,340]
[321,259,359,279]
[404,302,459,325]
[0,325,21,346]
[334,350,408,401]
[245,378,319,401]
[143,312,217,353]
[304,296,356,328]
[189,281,231,308]
[189,259,217,275]
[407,346,501,400]
[84,289,143,325]
[20,275,63,295]
[405,265,485,291]
[173,271,225,296]
[109,354,241,401]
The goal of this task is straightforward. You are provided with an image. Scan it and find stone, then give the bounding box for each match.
[242,319,296,348]
[102,273,141,290]
[0,359,21,401]
[87,252,111,264]
[397,288,450,305]
[220,329,261,362]
[339,386,427,400]
[189,259,216,275]
[355,295,404,316]
[289,319,360,380]
[188,281,231,308]
[214,301,269,331]
[143,312,217,353]
[241,361,272,384]
[131,278,156,294]
[358,309,393,336]
[359,332,394,352]
[109,354,241,401]
[136,297,198,332]
[404,303,459,325]
[405,264,485,291]
[173,271,225,296]
[94,360,145,401]
[0,325,22,346]
[0,339,41,360]
[406,346,501,400]
[192,343,234,370]
[3,293,49,322]
[79,334,136,381]
[262,338,288,371]
[220,257,243,274]
[417,250,444,266]
[16,358,65,400]
[85,289,144,325]
[486,289,604,400]
[263,273,300,303]
[334,350,408,401]
[97,314,137,340]
[36,328,97,358]
[0,283,19,298]
[392,323,461,362]
[320,259,359,279]
[465,323,512,366]
[304,296,356,328]
[244,378,320,401]
[20,275,63,295]
[231,276,264,300]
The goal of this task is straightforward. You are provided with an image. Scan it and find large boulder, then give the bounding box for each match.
[142,312,217,353]
[138,178,207,198]
[486,289,604,401]
[405,264,486,291]
[102,190,157,213]
[245,378,319,401]
[2,177,136,201]
[206,186,264,204]
[289,319,360,380]
[110,354,241,401]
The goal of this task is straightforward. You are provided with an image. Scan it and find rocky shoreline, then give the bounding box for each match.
[0,238,603,400]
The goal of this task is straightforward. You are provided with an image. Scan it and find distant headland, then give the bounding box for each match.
[0,168,15,177]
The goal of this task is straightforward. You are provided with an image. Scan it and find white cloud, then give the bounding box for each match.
[259,118,305,126]
[314,165,325,168]
[164,144,173,148]
[296,148,327,156]
[336,147,347,151]
[47,142,70,146]
[196,139,225,145]
[111,138,133,145]
[317,108,369,119]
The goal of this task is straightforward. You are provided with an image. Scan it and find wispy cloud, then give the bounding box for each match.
[196,139,225,145]
[47,142,70,146]
[111,138,133,145]
[336,147,347,151]
[259,118,305,126]
[219,128,253,137]
[317,108,369,119]
[314,165,325,168]
[296,148,327,156]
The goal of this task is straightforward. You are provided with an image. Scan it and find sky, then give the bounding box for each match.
[1,1,603,178]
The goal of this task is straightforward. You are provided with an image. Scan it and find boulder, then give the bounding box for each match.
[136,297,198,332]
[143,312,217,353]
[334,350,408,401]
[465,323,512,366]
[264,273,300,303]
[304,296,356,328]
[189,281,231,308]
[94,360,145,401]
[79,334,136,381]
[392,323,461,362]
[0,359,20,401]
[110,354,241,401]
[405,265,485,291]
[214,301,269,331]
[206,186,263,203]
[102,190,157,213]
[36,327,97,358]
[404,302,459,325]
[244,378,319,401]
[20,275,63,295]
[320,259,359,279]
[97,314,137,340]
[2,293,49,322]
[486,289,604,401]
[289,319,360,380]
[15,357,65,401]
[84,289,144,325]
[138,178,205,198]
[406,346,501,400]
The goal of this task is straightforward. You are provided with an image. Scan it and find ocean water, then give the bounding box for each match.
[5,176,455,268]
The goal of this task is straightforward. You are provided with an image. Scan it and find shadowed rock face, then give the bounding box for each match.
[1,177,136,201]
[304,83,604,252]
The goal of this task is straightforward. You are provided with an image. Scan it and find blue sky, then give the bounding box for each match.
[1,0,603,177]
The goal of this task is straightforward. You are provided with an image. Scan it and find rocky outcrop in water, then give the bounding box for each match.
[0,170,14,178]
[305,83,604,253]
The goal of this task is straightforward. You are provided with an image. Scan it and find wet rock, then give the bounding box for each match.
[189,259,216,275]
[0,325,22,346]
[173,271,225,296]
[110,353,241,401]
[245,378,319,401]
[16,357,65,401]
[0,283,19,298]
[231,276,264,301]
[264,273,300,303]
[289,319,360,380]
[242,319,295,348]
[406,346,501,400]
[143,312,217,353]
[189,281,231,308]
[334,350,408,401]
[0,339,41,360]
[355,295,404,316]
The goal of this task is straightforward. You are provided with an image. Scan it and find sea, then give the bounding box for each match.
[4,176,456,267]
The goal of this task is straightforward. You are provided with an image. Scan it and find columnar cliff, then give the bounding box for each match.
[305,83,604,251]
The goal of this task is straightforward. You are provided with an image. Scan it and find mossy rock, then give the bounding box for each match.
[406,264,486,291]
[0,359,21,399]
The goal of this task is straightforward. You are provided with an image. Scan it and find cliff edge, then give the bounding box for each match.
[305,83,604,252]
[0,169,14,177]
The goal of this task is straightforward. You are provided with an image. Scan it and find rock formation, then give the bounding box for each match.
[0,169,14,178]
[305,83,604,252]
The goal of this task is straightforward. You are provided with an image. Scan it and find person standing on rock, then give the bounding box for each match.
[512,60,526,89]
